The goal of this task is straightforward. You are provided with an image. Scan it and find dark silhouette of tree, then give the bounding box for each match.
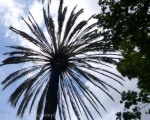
[96,0,150,93]
[96,1,150,119]
[0,0,123,120]
[116,90,150,120]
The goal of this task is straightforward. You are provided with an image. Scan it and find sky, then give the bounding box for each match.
[0,0,149,120]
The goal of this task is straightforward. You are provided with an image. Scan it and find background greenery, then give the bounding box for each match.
[96,0,150,119]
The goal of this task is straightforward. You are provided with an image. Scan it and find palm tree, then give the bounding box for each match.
[0,0,123,120]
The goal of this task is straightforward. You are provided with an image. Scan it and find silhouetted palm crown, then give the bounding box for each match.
[1,0,123,120]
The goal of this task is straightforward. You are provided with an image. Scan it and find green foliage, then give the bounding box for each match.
[116,111,141,120]
[97,1,150,119]
[96,0,150,92]
[116,90,150,120]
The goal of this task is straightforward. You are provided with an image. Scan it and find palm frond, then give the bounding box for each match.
[69,72,103,118]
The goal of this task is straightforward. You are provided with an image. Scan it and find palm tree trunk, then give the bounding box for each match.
[42,68,60,120]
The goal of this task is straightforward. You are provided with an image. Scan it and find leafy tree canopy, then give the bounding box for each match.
[116,90,150,120]
[96,0,150,92]
[96,1,150,119]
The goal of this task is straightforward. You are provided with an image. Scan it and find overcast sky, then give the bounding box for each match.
[0,0,149,120]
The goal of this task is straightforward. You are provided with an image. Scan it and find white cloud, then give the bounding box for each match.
[0,0,29,46]
[0,0,24,31]
[29,1,44,26]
